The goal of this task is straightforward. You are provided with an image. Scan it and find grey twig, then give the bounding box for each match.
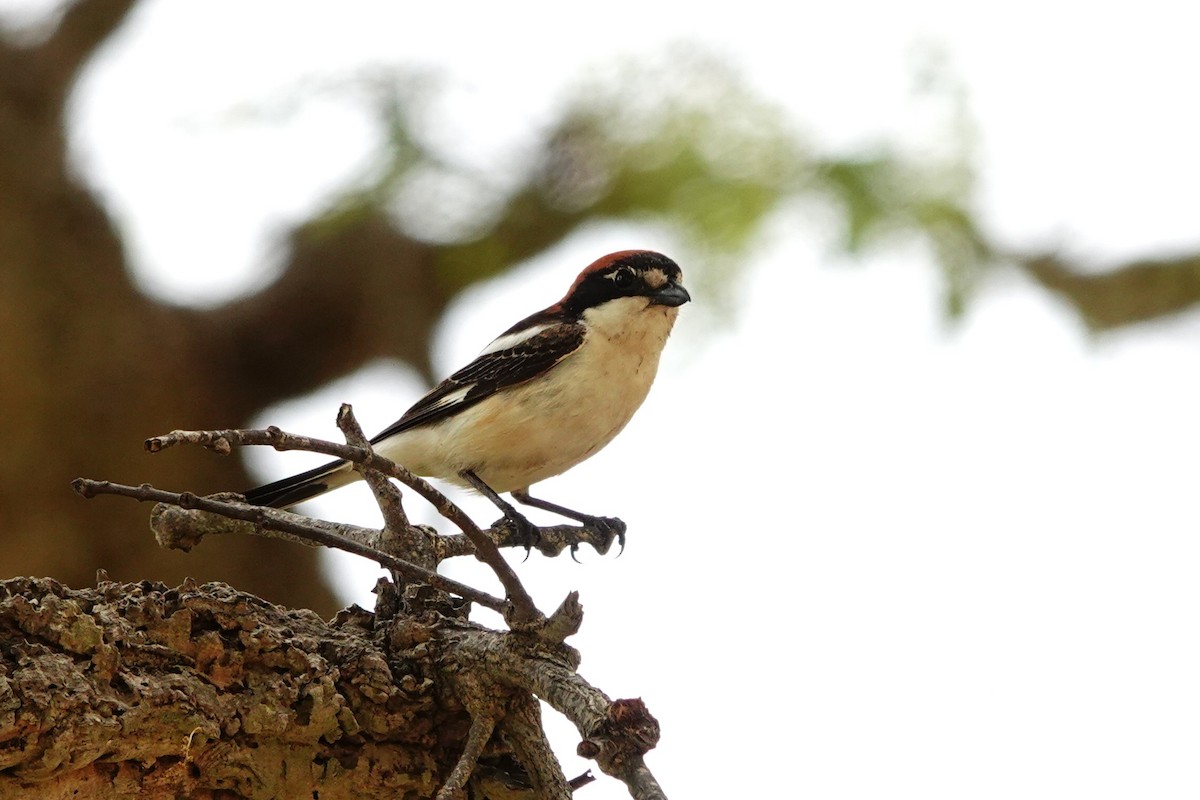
[336,404,410,532]
[504,654,665,799]
[436,711,497,800]
[70,478,509,615]
[145,418,543,627]
[332,404,443,576]
[498,693,574,799]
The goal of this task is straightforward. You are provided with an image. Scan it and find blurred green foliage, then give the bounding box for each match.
[308,46,986,319]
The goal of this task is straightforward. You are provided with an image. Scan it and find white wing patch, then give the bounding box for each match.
[425,384,473,411]
[476,323,551,356]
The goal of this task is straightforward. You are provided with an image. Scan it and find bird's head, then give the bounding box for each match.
[557,250,691,324]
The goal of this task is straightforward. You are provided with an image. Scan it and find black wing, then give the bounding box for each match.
[369,321,586,444]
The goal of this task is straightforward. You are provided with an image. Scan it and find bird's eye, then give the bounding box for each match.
[611,267,636,289]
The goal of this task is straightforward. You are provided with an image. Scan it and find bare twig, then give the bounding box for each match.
[606,754,668,800]
[332,405,442,575]
[438,623,666,799]
[335,405,409,531]
[436,712,497,800]
[336,407,410,532]
[145,425,620,558]
[71,478,509,614]
[541,592,584,645]
[145,425,462,538]
[498,693,574,799]
[570,771,597,791]
[504,656,665,799]
[148,491,382,554]
[146,496,605,569]
[146,422,543,627]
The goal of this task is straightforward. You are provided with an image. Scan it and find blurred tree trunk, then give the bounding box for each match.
[0,0,410,614]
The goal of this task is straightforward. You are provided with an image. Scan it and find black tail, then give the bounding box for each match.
[243,458,347,508]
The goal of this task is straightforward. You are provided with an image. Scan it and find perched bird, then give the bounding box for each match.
[243,250,690,539]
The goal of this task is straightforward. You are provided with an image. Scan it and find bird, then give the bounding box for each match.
[242,249,690,543]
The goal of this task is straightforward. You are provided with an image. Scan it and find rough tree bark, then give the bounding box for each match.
[0,576,450,799]
[0,575,625,799]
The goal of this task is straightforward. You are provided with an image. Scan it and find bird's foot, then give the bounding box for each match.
[509,488,627,559]
[493,511,542,559]
[570,515,627,561]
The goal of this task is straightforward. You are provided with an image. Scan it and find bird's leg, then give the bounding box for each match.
[511,489,627,557]
[460,470,541,555]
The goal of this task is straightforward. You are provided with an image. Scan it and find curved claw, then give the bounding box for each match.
[588,516,627,556]
[493,513,541,560]
[570,542,582,564]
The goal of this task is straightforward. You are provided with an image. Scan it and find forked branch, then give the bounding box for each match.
[144,406,544,625]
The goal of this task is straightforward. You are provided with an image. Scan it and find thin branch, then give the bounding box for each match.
[606,754,668,800]
[337,404,409,530]
[146,423,543,627]
[436,712,496,800]
[439,624,668,798]
[541,591,584,645]
[333,404,442,575]
[145,425,620,558]
[502,654,666,799]
[146,492,607,567]
[498,693,574,799]
[71,478,509,614]
[570,771,597,791]
[144,426,465,538]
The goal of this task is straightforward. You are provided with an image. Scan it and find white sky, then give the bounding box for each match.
[8,0,1200,797]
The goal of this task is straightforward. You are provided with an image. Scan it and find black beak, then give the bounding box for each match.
[649,283,691,308]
